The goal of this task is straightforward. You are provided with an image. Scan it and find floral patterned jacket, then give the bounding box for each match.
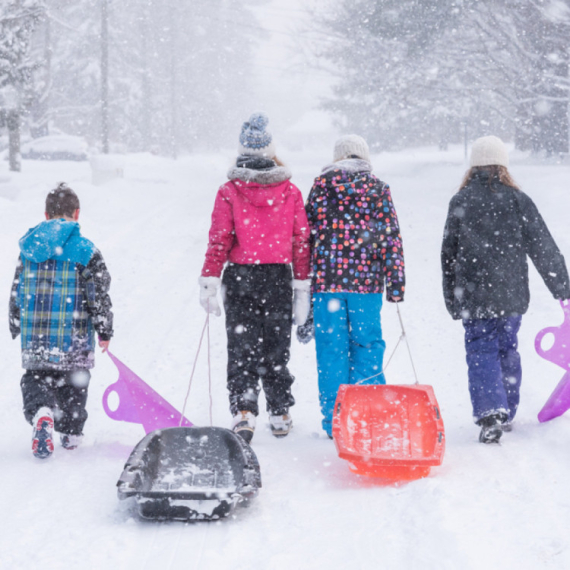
[305,159,405,300]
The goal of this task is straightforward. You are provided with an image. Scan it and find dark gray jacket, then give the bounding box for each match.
[441,172,570,320]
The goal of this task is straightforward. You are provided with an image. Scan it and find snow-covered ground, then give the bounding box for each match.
[2,145,570,570]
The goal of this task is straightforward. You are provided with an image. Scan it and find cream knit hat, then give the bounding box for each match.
[333,134,370,162]
[470,135,509,168]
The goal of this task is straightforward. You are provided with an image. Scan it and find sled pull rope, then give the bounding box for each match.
[356,303,419,385]
[206,300,213,425]
[179,299,214,427]
[396,303,419,385]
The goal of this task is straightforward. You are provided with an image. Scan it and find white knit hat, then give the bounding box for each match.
[470,135,509,168]
[333,134,370,162]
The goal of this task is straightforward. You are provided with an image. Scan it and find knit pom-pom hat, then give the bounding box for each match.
[238,112,276,157]
[333,134,370,163]
[470,135,509,168]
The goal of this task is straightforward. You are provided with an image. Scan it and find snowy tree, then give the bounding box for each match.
[40,0,264,155]
[314,0,492,149]
[121,0,264,154]
[316,0,570,152]
[43,1,107,149]
[451,0,570,153]
[506,0,570,153]
[0,0,45,171]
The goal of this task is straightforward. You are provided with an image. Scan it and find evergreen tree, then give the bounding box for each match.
[0,0,263,156]
[0,0,44,170]
[44,0,263,154]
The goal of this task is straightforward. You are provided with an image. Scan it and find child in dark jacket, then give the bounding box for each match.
[9,184,114,458]
[305,135,405,437]
[199,113,311,443]
[441,135,570,443]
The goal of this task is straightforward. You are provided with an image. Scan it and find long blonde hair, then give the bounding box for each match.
[460,165,520,191]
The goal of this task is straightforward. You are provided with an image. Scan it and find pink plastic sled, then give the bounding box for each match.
[103,351,192,433]
[535,300,570,422]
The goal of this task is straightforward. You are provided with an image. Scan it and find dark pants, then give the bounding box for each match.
[21,369,91,435]
[222,263,295,417]
[463,316,522,423]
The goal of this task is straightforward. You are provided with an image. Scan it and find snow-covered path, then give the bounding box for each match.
[1,147,570,570]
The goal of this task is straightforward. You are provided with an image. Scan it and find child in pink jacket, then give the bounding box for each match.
[200,113,311,443]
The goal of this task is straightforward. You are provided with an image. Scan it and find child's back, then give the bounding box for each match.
[9,183,113,459]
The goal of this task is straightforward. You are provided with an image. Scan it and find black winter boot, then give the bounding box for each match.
[478,413,506,444]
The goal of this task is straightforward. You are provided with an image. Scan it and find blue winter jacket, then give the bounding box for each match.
[9,219,114,370]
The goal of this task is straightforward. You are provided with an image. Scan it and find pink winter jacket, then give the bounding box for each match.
[201,165,311,280]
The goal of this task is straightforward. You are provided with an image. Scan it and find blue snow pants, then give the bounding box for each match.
[463,315,522,424]
[314,293,386,436]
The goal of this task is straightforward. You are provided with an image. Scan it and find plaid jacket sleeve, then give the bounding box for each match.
[8,256,22,339]
[82,250,114,340]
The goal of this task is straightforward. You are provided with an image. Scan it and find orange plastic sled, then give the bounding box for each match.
[332,384,445,480]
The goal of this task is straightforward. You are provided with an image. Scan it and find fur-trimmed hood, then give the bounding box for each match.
[321,158,372,175]
[227,165,292,185]
[202,167,310,280]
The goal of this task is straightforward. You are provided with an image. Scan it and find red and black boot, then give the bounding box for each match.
[31,407,55,459]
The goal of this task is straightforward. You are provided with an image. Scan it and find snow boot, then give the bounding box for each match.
[502,421,513,433]
[478,413,505,444]
[269,413,292,438]
[61,434,83,450]
[32,407,55,459]
[231,411,256,443]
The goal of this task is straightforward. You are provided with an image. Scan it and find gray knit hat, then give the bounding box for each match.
[238,112,276,157]
[333,134,370,162]
[470,135,509,168]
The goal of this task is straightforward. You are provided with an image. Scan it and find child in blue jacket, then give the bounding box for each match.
[305,135,405,437]
[9,184,114,459]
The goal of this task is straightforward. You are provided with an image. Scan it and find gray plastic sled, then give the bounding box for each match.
[117,426,261,521]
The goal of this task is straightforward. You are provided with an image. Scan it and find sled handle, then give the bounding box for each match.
[102,383,122,420]
[534,327,562,361]
[534,299,570,369]
[102,381,140,423]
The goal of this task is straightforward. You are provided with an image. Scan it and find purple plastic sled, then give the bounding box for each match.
[103,351,192,433]
[535,300,570,422]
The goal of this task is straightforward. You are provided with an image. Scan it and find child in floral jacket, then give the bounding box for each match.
[305,135,405,437]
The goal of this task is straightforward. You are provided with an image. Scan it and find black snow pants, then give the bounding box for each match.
[21,369,91,435]
[222,263,295,417]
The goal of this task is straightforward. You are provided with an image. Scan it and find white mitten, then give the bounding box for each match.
[293,279,311,326]
[198,276,222,316]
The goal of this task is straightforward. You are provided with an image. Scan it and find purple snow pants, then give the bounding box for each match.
[462,315,522,423]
